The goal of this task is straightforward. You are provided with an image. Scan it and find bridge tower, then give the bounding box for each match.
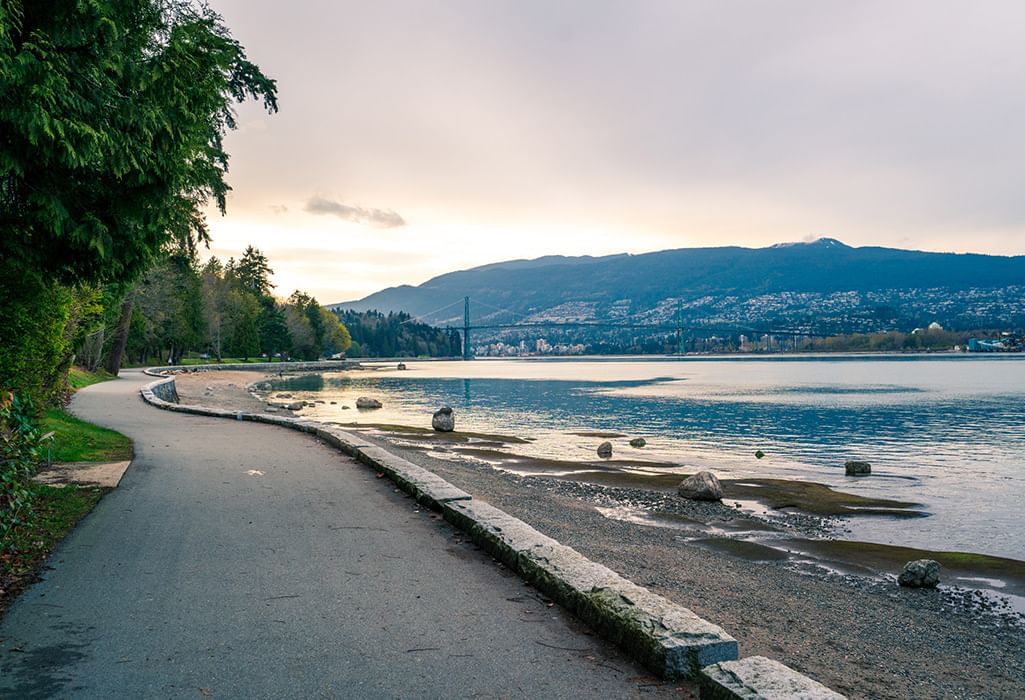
[463,296,472,360]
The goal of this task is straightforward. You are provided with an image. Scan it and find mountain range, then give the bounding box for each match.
[332,239,1025,337]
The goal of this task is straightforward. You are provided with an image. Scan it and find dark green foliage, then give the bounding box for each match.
[258,302,291,359]
[0,0,277,286]
[287,291,351,360]
[340,310,461,358]
[117,247,352,365]
[0,391,40,551]
[232,246,275,298]
[0,0,276,399]
[223,288,260,360]
[0,270,74,407]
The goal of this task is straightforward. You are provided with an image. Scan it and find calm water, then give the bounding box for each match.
[273,355,1025,561]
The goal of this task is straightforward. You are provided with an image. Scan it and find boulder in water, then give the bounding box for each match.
[432,406,455,432]
[845,460,871,476]
[596,441,613,458]
[677,471,723,501]
[898,559,940,588]
[356,397,383,409]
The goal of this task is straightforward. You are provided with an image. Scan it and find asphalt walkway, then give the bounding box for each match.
[0,371,678,698]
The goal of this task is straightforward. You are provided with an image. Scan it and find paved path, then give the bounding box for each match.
[0,371,680,698]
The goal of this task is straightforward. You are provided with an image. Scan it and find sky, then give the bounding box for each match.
[204,0,1025,304]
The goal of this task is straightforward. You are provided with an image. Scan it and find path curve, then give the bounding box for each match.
[0,371,678,698]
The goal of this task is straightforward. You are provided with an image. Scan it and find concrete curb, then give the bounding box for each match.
[137,370,843,694]
[699,656,846,699]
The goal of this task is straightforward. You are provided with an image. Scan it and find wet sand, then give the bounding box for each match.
[174,372,1025,699]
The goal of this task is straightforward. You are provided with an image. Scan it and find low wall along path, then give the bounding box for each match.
[142,364,845,698]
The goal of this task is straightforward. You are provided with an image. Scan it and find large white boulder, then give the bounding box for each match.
[432,406,455,432]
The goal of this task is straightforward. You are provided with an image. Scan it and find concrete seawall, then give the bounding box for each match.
[139,365,845,696]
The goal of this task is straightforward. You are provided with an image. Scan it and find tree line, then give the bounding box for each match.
[104,245,352,368]
[341,310,461,358]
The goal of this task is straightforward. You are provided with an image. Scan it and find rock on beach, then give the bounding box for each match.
[356,397,383,409]
[629,437,646,448]
[677,470,723,501]
[898,559,940,588]
[596,441,613,458]
[432,406,455,432]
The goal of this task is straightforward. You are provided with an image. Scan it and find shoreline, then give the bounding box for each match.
[174,369,1025,698]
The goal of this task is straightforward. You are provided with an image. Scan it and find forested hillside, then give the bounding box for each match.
[338,310,461,358]
[340,239,1025,334]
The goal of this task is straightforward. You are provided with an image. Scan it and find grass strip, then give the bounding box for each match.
[39,408,132,463]
[0,484,106,615]
[67,367,115,391]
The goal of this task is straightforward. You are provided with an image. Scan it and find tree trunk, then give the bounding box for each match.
[105,294,134,376]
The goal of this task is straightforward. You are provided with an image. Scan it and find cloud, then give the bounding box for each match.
[269,204,288,215]
[304,196,406,228]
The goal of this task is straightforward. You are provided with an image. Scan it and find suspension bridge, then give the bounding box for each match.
[406,297,815,359]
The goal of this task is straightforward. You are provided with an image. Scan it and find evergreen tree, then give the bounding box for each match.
[0,1,277,285]
[223,289,260,360]
[0,0,276,395]
[235,246,275,298]
[258,302,291,359]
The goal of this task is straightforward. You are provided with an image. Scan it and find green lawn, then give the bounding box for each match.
[39,408,132,463]
[178,356,283,365]
[68,366,115,391]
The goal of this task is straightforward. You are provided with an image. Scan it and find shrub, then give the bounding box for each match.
[0,391,41,551]
[0,268,74,408]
